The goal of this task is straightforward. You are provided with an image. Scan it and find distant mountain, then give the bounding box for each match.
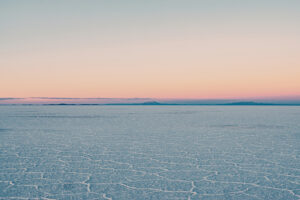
[140,101,161,105]
[1,97,300,105]
[105,101,162,105]
[222,101,274,105]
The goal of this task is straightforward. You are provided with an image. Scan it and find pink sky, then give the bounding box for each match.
[1,1,300,99]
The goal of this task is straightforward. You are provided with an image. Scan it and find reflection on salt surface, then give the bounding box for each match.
[211,124,285,129]
[12,115,117,119]
[0,106,299,199]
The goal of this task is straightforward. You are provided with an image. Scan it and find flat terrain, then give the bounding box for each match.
[0,106,299,199]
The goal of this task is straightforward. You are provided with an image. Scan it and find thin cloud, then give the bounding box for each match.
[0,98,24,101]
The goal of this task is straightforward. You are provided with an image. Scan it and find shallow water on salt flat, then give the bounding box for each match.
[0,105,299,199]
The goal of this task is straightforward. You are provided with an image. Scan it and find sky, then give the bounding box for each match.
[1,0,300,99]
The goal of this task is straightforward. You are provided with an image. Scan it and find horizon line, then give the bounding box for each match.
[1,96,300,100]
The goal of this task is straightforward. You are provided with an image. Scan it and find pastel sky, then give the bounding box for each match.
[1,0,300,99]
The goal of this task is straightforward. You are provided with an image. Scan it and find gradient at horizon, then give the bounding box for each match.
[1,0,300,99]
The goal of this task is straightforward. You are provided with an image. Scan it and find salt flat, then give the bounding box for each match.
[0,105,299,199]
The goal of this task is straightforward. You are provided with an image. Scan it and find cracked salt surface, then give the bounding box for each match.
[0,106,299,200]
